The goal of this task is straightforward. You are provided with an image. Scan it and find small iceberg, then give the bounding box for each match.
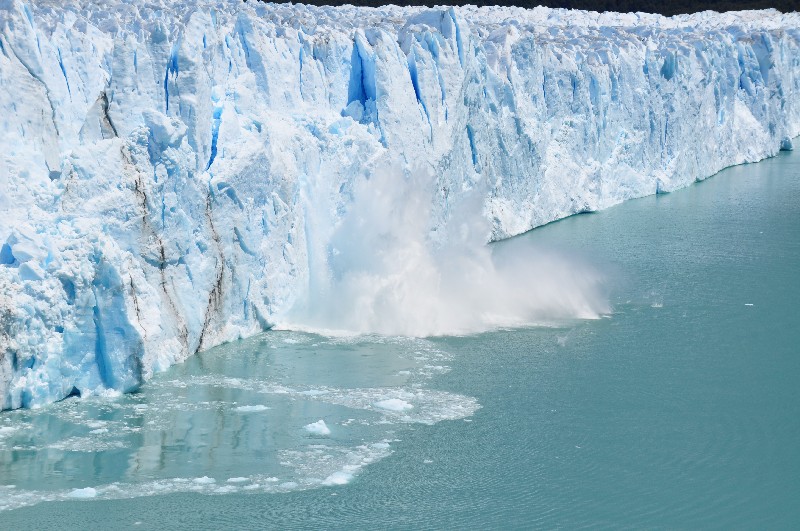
[68,487,97,499]
[303,420,331,436]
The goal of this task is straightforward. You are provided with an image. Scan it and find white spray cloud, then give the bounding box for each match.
[276,163,609,337]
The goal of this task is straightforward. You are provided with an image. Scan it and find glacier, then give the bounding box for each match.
[0,0,798,410]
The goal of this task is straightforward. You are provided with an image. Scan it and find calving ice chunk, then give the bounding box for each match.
[0,0,798,410]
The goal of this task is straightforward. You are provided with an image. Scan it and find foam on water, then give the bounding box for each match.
[0,441,399,512]
[46,437,128,452]
[374,399,414,412]
[0,332,478,512]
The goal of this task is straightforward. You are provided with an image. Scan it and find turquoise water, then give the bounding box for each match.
[2,147,799,528]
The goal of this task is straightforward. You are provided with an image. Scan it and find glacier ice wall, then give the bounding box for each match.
[0,0,798,409]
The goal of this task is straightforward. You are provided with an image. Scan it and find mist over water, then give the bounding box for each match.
[277,166,610,336]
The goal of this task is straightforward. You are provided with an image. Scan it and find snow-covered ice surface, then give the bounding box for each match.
[0,1,799,409]
[0,331,479,512]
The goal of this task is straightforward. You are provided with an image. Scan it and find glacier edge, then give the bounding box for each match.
[0,1,799,409]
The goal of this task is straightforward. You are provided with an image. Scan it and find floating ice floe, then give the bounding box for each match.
[67,488,97,499]
[304,420,332,436]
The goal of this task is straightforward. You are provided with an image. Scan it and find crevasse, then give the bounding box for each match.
[0,1,798,409]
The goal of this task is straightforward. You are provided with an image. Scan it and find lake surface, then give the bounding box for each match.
[2,147,799,528]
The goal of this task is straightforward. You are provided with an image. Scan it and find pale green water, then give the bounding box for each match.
[1,148,799,528]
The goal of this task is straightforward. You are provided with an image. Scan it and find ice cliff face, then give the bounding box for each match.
[0,0,798,409]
